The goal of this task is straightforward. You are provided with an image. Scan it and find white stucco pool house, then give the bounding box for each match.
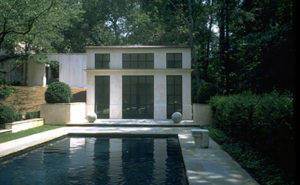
[85,45,193,120]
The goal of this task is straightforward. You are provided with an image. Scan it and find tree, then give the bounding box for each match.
[188,0,201,88]
[0,0,81,64]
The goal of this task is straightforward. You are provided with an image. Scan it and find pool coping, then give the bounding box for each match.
[0,127,259,185]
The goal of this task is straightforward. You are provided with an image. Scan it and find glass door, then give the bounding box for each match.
[122,76,154,119]
[95,76,110,118]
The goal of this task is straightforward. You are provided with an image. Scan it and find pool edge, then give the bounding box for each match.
[0,126,259,185]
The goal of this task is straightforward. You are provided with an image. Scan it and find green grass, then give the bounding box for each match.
[0,125,62,144]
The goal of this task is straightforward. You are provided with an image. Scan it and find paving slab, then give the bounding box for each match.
[68,119,199,127]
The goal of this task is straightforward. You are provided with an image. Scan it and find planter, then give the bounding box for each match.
[40,102,86,125]
[5,118,44,133]
[193,103,212,126]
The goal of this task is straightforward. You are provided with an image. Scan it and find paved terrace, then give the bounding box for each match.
[68,119,197,127]
[0,121,258,185]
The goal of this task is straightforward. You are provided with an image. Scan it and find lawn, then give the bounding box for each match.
[0,125,62,144]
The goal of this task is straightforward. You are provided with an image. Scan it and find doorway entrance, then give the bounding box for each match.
[122,76,154,119]
[95,76,110,118]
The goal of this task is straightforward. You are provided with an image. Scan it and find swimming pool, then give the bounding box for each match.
[0,136,188,185]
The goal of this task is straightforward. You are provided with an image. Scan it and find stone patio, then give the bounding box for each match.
[68,119,197,127]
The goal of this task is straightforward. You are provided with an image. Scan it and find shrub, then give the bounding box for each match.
[14,113,23,121]
[25,111,40,119]
[209,91,295,182]
[0,86,18,100]
[195,80,219,103]
[0,79,9,86]
[203,125,289,185]
[0,105,15,124]
[45,82,72,103]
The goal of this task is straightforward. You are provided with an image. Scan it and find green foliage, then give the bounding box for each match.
[45,82,72,103]
[0,105,15,124]
[0,79,9,86]
[25,111,40,119]
[195,80,219,103]
[209,91,295,183]
[0,0,82,63]
[203,125,292,185]
[14,113,23,121]
[214,0,294,93]
[48,61,59,79]
[0,86,18,99]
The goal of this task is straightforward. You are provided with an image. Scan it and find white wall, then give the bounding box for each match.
[27,60,46,86]
[85,47,193,120]
[86,47,191,70]
[48,54,87,88]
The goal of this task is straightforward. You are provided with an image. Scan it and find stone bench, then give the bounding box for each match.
[191,129,209,148]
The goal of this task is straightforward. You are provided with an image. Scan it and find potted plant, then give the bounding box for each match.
[40,82,86,124]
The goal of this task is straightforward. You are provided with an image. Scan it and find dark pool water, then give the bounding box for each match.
[0,136,188,185]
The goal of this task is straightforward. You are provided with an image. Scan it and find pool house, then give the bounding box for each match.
[85,46,193,120]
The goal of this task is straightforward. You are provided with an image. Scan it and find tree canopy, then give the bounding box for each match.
[0,0,295,93]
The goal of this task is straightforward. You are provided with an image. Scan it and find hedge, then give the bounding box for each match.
[25,111,40,119]
[203,125,290,185]
[209,91,295,182]
[45,82,72,103]
[0,105,15,124]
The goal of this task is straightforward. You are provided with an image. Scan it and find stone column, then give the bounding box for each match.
[154,73,167,119]
[182,72,192,120]
[86,72,95,115]
[110,74,122,118]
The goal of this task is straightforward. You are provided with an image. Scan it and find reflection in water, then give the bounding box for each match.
[0,137,188,185]
[122,138,154,184]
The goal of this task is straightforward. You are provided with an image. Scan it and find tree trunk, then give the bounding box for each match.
[188,0,201,88]
[203,0,214,81]
[218,0,231,94]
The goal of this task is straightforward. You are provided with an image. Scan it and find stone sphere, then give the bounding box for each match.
[171,112,182,123]
[87,112,97,123]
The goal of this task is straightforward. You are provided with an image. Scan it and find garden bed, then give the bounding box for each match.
[40,103,86,125]
[0,125,62,144]
[0,86,86,115]
[4,118,44,133]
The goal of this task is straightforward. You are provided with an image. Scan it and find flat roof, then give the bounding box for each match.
[85,45,191,49]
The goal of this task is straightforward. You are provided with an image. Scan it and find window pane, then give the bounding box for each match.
[123,76,154,118]
[95,76,110,118]
[167,76,182,119]
[167,53,182,68]
[95,54,110,69]
[122,53,154,69]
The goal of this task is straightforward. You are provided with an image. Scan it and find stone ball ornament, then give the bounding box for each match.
[87,112,97,123]
[171,112,182,123]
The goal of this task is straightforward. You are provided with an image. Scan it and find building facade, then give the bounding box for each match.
[85,46,192,120]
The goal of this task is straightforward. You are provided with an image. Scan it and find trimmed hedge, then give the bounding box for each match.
[0,105,15,124]
[45,82,72,103]
[14,113,23,121]
[209,91,295,182]
[25,111,40,119]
